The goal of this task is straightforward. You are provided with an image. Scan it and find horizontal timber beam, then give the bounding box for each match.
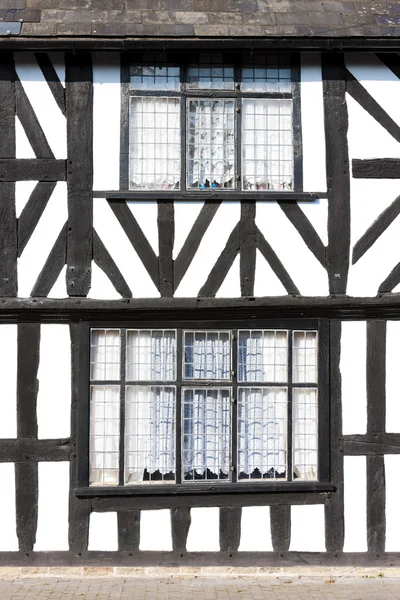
[0,438,70,462]
[100,191,325,201]
[344,433,400,455]
[1,295,400,320]
[0,159,66,182]
[0,550,398,567]
[89,492,329,511]
[352,159,400,179]
[3,38,400,52]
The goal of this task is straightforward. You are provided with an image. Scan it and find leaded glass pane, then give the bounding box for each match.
[238,330,288,383]
[90,329,120,381]
[89,385,120,486]
[242,98,293,191]
[187,53,234,90]
[182,387,231,482]
[187,99,235,190]
[129,97,180,191]
[293,331,318,383]
[238,387,287,480]
[126,329,176,381]
[125,385,176,484]
[241,53,291,93]
[293,388,318,480]
[130,56,180,91]
[184,330,231,380]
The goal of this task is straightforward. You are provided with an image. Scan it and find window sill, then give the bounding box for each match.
[94,191,326,202]
[75,481,335,499]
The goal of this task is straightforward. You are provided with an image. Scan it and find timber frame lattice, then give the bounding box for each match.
[0,48,399,566]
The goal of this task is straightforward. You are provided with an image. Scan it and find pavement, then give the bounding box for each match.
[1,577,400,599]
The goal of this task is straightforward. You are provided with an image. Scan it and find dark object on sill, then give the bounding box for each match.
[184,468,230,481]
[139,468,175,482]
[238,467,286,480]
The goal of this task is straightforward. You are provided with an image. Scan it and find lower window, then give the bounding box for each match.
[87,322,328,488]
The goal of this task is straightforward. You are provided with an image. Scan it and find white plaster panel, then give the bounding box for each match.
[89,262,121,299]
[88,512,118,551]
[0,325,17,438]
[173,201,204,259]
[256,201,328,296]
[16,116,35,159]
[35,462,69,551]
[347,179,400,297]
[93,53,121,191]
[0,464,18,550]
[346,53,400,128]
[300,53,327,193]
[216,254,240,297]
[92,197,159,298]
[343,456,367,551]
[254,248,287,296]
[298,198,328,247]
[341,321,367,435]
[126,201,159,254]
[37,325,71,439]
[175,202,240,297]
[15,181,37,218]
[18,182,67,298]
[385,455,400,551]
[14,53,67,159]
[290,505,325,551]
[139,509,173,551]
[186,507,219,551]
[49,265,67,299]
[238,507,273,551]
[346,93,400,160]
[386,321,400,433]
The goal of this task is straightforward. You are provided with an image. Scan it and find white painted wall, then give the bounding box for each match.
[140,509,172,551]
[343,456,367,551]
[186,507,220,551]
[256,201,328,296]
[290,505,325,552]
[93,53,121,191]
[0,325,17,438]
[385,455,400,551]
[88,512,118,551]
[300,53,327,193]
[341,321,367,435]
[14,53,67,159]
[35,462,69,551]
[0,464,18,550]
[37,325,71,439]
[18,182,67,298]
[239,507,273,551]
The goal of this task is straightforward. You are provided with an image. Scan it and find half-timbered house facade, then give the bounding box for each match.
[1,0,400,569]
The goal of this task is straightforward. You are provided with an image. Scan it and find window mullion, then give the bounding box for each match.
[287,329,293,482]
[176,328,183,484]
[118,329,127,486]
[231,330,238,483]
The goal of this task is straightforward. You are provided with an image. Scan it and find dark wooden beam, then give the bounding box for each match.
[66,52,93,297]
[31,223,67,298]
[18,182,57,257]
[0,53,17,297]
[322,53,350,294]
[324,320,344,553]
[352,159,400,179]
[344,433,400,455]
[35,52,66,116]
[0,158,66,181]
[158,200,174,298]
[270,505,291,552]
[240,201,256,297]
[0,438,70,462]
[15,79,54,159]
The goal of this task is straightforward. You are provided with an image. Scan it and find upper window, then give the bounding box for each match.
[87,323,325,489]
[124,52,300,193]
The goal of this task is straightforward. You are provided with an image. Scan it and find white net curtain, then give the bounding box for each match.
[88,328,318,486]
